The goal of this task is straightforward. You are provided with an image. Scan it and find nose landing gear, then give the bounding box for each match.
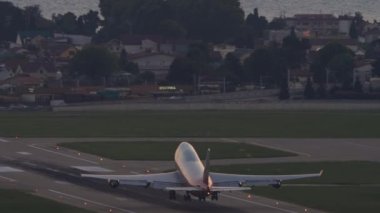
[169,190,176,200]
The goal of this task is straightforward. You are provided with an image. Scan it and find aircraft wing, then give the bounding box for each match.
[210,170,323,187]
[82,171,187,189]
[165,186,251,192]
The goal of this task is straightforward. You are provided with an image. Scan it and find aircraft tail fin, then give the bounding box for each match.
[203,148,211,185]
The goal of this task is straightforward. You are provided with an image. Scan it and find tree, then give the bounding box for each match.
[138,71,155,84]
[118,49,139,74]
[373,59,380,77]
[349,12,365,38]
[354,77,363,93]
[158,19,187,39]
[311,43,354,85]
[268,18,286,30]
[278,77,289,100]
[244,46,287,87]
[53,12,78,34]
[0,2,25,41]
[327,53,354,88]
[219,53,244,85]
[349,20,358,39]
[366,39,380,59]
[282,28,309,68]
[245,8,268,37]
[70,46,119,81]
[304,78,315,99]
[98,0,244,42]
[77,10,100,36]
[167,57,196,84]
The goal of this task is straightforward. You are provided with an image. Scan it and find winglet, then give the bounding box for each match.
[203,148,211,185]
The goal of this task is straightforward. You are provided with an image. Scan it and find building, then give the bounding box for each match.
[285,14,353,38]
[117,35,190,56]
[53,33,92,46]
[264,29,304,45]
[129,52,176,81]
[0,64,12,81]
[353,60,374,84]
[213,44,237,59]
[16,31,53,47]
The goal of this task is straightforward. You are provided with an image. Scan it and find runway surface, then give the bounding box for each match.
[3,137,373,212]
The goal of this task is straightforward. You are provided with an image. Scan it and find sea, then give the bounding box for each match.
[8,0,380,21]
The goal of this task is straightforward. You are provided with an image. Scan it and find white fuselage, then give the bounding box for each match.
[174,142,212,190]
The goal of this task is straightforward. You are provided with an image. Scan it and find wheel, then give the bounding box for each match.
[211,192,218,201]
[183,194,191,201]
[169,190,176,200]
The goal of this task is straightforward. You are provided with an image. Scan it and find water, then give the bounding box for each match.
[8,0,380,21]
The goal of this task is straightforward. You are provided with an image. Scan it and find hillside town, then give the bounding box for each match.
[1,1,380,108]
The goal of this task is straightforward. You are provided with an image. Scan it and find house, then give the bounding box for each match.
[353,60,374,84]
[0,74,45,94]
[106,39,124,55]
[4,59,57,79]
[53,33,92,46]
[46,44,79,61]
[0,64,12,81]
[264,29,304,45]
[213,44,236,59]
[117,35,190,56]
[16,31,53,47]
[129,53,176,81]
[285,14,352,38]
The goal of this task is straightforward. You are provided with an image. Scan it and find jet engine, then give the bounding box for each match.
[109,179,120,188]
[271,181,281,189]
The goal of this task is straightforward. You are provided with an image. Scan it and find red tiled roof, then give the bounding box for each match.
[0,74,43,87]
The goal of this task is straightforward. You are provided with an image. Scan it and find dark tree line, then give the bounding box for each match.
[96,0,245,43]
[0,2,54,41]
[52,10,100,36]
[0,2,101,42]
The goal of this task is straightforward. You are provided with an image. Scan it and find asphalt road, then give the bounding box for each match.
[4,137,373,213]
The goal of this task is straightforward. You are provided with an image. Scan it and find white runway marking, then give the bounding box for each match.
[72,166,113,172]
[17,152,32,155]
[48,189,136,213]
[54,181,71,185]
[28,144,98,165]
[0,175,17,182]
[0,166,23,173]
[221,194,297,213]
[249,141,312,157]
[0,138,9,143]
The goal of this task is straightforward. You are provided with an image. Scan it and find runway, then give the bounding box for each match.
[0,137,354,213]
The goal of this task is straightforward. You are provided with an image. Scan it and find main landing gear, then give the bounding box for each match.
[169,190,176,200]
[183,192,192,201]
[211,192,219,201]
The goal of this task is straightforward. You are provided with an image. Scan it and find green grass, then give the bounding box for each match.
[0,189,92,213]
[253,186,380,213]
[213,161,380,213]
[60,142,296,160]
[1,110,380,138]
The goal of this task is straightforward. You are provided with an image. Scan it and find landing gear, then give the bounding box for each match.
[169,190,176,200]
[183,192,191,201]
[211,192,219,201]
[108,180,120,188]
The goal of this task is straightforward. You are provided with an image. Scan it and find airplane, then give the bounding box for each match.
[82,142,323,201]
